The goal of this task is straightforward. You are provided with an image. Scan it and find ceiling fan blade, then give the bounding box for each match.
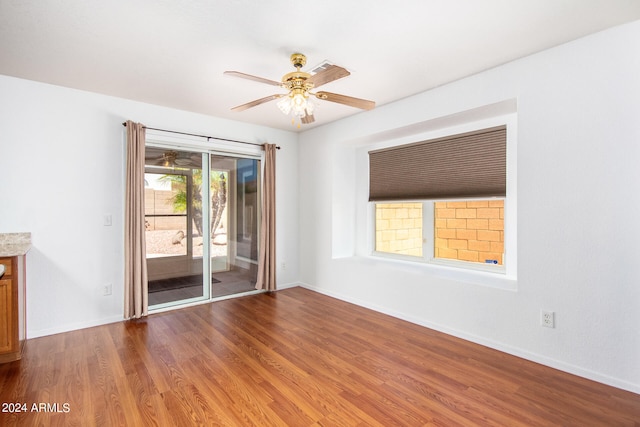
[301,113,315,124]
[307,65,350,88]
[231,94,284,112]
[315,91,375,110]
[224,71,282,87]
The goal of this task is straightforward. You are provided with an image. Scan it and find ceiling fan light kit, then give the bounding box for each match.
[162,150,177,167]
[225,53,375,126]
[276,88,316,118]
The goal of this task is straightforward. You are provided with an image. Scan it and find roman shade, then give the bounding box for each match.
[369,126,506,201]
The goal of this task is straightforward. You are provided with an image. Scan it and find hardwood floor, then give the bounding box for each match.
[1,287,639,426]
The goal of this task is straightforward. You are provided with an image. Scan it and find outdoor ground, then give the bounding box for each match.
[145,230,227,257]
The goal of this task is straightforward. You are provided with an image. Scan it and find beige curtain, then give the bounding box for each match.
[256,143,277,291]
[124,121,148,318]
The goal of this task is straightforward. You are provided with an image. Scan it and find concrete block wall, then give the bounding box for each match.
[144,188,186,230]
[434,200,504,264]
[375,200,505,265]
[375,203,423,256]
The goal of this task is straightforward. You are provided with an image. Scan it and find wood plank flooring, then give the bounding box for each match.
[1,287,639,426]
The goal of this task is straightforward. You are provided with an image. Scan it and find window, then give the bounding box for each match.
[370,126,509,273]
[375,199,504,269]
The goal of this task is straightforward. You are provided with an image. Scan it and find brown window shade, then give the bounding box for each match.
[369,126,506,201]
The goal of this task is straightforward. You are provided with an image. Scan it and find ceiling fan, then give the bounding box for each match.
[224,53,375,126]
[146,149,201,168]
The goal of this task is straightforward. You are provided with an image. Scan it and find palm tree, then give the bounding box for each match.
[160,169,227,238]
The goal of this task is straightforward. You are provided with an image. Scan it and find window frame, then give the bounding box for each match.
[144,167,195,261]
[372,199,506,274]
[143,130,266,312]
[365,114,517,286]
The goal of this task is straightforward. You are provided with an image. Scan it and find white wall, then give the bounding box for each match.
[298,21,640,393]
[0,76,299,337]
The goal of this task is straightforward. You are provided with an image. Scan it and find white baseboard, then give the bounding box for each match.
[298,282,640,395]
[27,314,123,339]
[276,281,301,290]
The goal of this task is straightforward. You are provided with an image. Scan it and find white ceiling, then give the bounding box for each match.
[1,1,639,132]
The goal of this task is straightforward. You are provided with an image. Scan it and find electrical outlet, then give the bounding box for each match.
[103,283,112,296]
[281,262,286,270]
[541,310,555,328]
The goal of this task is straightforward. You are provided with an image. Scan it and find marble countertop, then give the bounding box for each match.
[0,232,31,257]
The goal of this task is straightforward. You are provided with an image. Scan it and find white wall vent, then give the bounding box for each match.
[309,60,335,74]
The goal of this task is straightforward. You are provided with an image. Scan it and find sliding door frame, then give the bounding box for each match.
[145,131,265,313]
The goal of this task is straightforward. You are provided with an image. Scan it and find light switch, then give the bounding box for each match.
[104,214,112,226]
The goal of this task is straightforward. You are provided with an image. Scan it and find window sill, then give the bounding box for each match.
[365,253,517,291]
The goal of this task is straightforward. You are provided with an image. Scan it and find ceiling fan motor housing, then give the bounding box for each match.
[282,53,314,93]
[282,71,313,92]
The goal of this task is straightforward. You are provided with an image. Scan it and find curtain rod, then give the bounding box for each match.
[121,122,280,149]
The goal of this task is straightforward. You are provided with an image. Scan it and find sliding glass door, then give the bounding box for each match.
[210,156,261,298]
[144,146,261,308]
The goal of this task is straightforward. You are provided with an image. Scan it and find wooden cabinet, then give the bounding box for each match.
[0,256,26,363]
